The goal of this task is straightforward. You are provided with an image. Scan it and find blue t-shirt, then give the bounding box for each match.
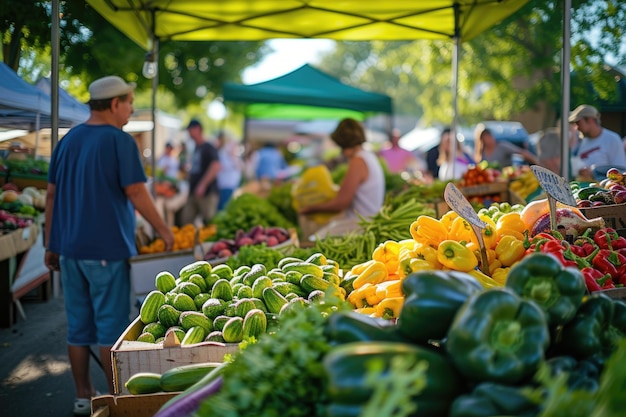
[48,124,147,260]
[255,146,287,180]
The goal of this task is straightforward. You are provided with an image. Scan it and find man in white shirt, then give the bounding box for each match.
[568,104,626,179]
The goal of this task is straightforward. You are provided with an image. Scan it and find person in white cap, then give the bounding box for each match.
[44,75,174,414]
[568,104,626,179]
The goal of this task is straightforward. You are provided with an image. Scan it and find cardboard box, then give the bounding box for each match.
[129,250,196,296]
[578,203,626,231]
[12,223,39,254]
[458,181,509,198]
[111,317,239,395]
[91,392,178,417]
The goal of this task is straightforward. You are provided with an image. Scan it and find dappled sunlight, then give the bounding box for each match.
[3,355,70,386]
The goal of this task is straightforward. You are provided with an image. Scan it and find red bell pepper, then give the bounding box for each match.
[573,235,599,256]
[591,249,626,282]
[537,239,577,268]
[562,241,598,269]
[594,228,626,250]
[580,267,614,292]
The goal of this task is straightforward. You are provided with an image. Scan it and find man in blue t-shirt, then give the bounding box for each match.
[44,75,174,415]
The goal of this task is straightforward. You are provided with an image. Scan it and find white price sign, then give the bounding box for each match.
[530,166,576,207]
[444,183,485,229]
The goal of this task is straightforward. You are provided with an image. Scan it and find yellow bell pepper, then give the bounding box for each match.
[415,243,442,269]
[375,297,404,319]
[448,216,479,247]
[410,215,448,247]
[478,214,498,249]
[440,210,459,231]
[354,307,377,315]
[491,267,510,285]
[467,269,500,288]
[436,240,478,272]
[348,259,376,276]
[347,283,381,308]
[375,279,403,299]
[352,260,387,290]
[372,240,401,274]
[488,259,503,276]
[495,235,526,267]
[496,212,528,241]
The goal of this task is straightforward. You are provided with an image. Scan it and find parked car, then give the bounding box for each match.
[469,121,533,154]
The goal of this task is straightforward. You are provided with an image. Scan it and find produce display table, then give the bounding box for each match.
[0,223,44,328]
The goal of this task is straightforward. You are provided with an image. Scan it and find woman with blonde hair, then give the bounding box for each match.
[299,118,385,219]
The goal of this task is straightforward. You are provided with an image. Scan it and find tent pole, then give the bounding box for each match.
[450,3,461,179]
[51,0,60,156]
[560,0,572,180]
[149,37,159,197]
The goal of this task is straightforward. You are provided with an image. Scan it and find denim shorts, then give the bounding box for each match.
[60,257,131,346]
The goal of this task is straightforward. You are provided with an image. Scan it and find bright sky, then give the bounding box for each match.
[242,39,336,84]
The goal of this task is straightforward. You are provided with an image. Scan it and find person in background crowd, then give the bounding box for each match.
[474,124,538,168]
[426,128,449,179]
[156,142,180,178]
[536,122,581,176]
[379,128,422,174]
[568,104,626,179]
[44,75,174,414]
[177,141,190,179]
[181,119,221,225]
[216,130,243,210]
[299,118,385,219]
[437,131,474,181]
[252,142,288,181]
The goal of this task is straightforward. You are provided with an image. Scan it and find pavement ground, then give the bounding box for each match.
[0,290,110,417]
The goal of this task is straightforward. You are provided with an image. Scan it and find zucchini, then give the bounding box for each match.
[160,362,221,392]
[125,372,163,395]
[262,287,289,314]
[181,326,206,346]
[242,309,267,339]
[222,316,244,343]
[140,290,166,324]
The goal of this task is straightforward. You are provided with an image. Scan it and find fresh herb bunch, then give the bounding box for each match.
[225,244,316,271]
[195,297,342,417]
[211,193,295,240]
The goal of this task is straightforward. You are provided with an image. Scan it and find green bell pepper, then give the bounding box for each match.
[449,382,540,417]
[323,341,462,417]
[446,287,550,384]
[556,292,626,362]
[545,355,601,392]
[505,252,586,327]
[397,270,483,344]
[323,310,407,345]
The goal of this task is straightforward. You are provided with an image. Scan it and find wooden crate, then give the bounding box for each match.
[111,316,239,395]
[578,202,626,231]
[91,392,178,417]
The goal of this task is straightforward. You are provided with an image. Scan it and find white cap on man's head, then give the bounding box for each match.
[568,104,600,123]
[89,76,136,100]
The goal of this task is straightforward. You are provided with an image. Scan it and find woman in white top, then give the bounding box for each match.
[437,132,474,181]
[299,118,385,219]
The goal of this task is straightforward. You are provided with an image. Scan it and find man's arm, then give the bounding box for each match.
[195,160,222,198]
[125,183,175,250]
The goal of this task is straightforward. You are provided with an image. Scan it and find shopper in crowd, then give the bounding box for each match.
[437,131,474,181]
[44,75,174,414]
[252,142,288,181]
[177,141,190,179]
[216,130,243,210]
[426,128,448,179]
[299,118,385,219]
[181,119,221,226]
[474,124,538,168]
[156,141,180,179]
[379,127,422,174]
[568,104,626,179]
[536,122,581,176]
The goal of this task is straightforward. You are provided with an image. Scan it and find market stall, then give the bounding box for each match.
[90,159,626,417]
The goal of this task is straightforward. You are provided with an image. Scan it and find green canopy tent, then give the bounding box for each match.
[70,0,530,179]
[222,63,393,141]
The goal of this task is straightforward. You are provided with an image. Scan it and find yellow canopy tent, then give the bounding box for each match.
[76,0,531,178]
